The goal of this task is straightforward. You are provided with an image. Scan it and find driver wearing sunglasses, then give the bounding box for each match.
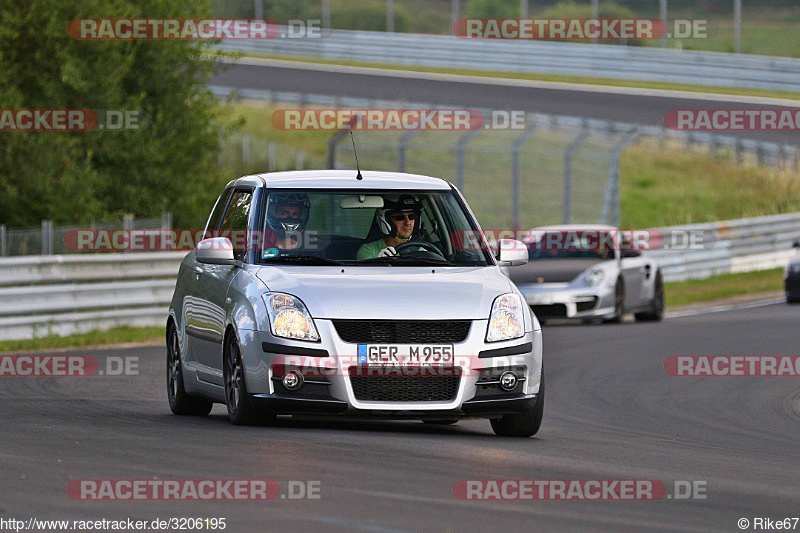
[356,195,421,260]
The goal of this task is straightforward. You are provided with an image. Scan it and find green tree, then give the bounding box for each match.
[0,0,231,227]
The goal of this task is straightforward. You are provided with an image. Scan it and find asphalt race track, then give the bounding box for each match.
[2,302,798,532]
[211,59,800,146]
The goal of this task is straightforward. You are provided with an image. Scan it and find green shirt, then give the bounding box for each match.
[356,239,388,260]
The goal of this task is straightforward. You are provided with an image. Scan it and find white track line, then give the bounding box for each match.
[666,297,785,319]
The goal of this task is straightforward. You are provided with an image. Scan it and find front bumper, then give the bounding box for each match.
[237,321,542,419]
[516,282,615,319]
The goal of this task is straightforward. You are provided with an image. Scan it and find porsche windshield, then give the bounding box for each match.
[257,190,492,266]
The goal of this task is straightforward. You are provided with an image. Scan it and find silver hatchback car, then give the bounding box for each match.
[166,170,544,437]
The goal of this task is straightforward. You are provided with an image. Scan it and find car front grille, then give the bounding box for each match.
[348,367,461,402]
[576,297,599,313]
[530,304,568,318]
[332,320,471,344]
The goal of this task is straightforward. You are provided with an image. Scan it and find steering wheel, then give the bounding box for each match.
[394,240,446,260]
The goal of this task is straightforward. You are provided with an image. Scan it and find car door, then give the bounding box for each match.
[188,188,254,386]
[620,250,648,308]
[183,188,231,383]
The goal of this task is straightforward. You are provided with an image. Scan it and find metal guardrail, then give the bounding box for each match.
[212,29,800,92]
[650,212,800,282]
[0,252,185,341]
[0,212,798,340]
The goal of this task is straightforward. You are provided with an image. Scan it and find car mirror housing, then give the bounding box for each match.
[196,237,237,265]
[497,239,528,266]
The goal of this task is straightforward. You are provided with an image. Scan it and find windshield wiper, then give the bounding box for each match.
[357,256,458,266]
[263,255,344,266]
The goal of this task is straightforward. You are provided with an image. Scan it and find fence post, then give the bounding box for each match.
[734,0,742,54]
[562,125,590,224]
[268,141,276,171]
[659,0,667,48]
[0,225,6,257]
[41,220,53,255]
[386,0,394,32]
[242,133,250,165]
[601,129,639,227]
[511,117,539,231]
[398,130,419,173]
[455,128,481,191]
[326,129,353,169]
[296,150,304,170]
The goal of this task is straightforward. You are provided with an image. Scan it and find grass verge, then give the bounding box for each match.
[664,268,784,307]
[0,326,164,354]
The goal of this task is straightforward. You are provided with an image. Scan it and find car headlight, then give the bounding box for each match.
[486,293,525,343]
[787,263,800,276]
[262,293,320,342]
[582,268,605,287]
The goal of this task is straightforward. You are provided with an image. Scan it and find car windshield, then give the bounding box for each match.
[527,231,614,261]
[257,190,492,266]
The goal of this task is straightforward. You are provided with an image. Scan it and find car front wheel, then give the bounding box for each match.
[166,322,213,416]
[490,369,545,437]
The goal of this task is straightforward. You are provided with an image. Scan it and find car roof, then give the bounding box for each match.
[228,170,453,191]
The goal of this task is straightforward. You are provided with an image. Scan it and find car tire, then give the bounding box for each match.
[422,419,459,425]
[223,333,275,426]
[635,271,665,322]
[490,369,545,437]
[166,321,213,416]
[606,279,625,324]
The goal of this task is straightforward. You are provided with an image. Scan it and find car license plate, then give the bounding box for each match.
[358,344,454,365]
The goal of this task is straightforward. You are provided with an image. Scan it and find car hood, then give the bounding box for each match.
[507,258,604,284]
[255,266,512,320]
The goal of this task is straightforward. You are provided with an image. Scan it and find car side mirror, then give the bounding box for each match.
[621,250,642,259]
[196,237,237,265]
[497,239,528,266]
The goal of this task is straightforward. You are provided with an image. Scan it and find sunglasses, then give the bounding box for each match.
[390,213,416,221]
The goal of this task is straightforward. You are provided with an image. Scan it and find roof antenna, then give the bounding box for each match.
[349,130,363,180]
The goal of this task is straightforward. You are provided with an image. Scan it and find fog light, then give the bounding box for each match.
[499,371,518,391]
[282,371,304,391]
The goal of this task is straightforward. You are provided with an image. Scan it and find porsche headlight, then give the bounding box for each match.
[262,293,319,342]
[486,293,525,342]
[583,268,605,287]
[787,263,800,276]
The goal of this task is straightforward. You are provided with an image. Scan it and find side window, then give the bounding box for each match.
[220,190,253,261]
[203,189,232,240]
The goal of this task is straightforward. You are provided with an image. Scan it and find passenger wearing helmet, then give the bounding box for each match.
[356,195,420,260]
[264,193,311,254]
